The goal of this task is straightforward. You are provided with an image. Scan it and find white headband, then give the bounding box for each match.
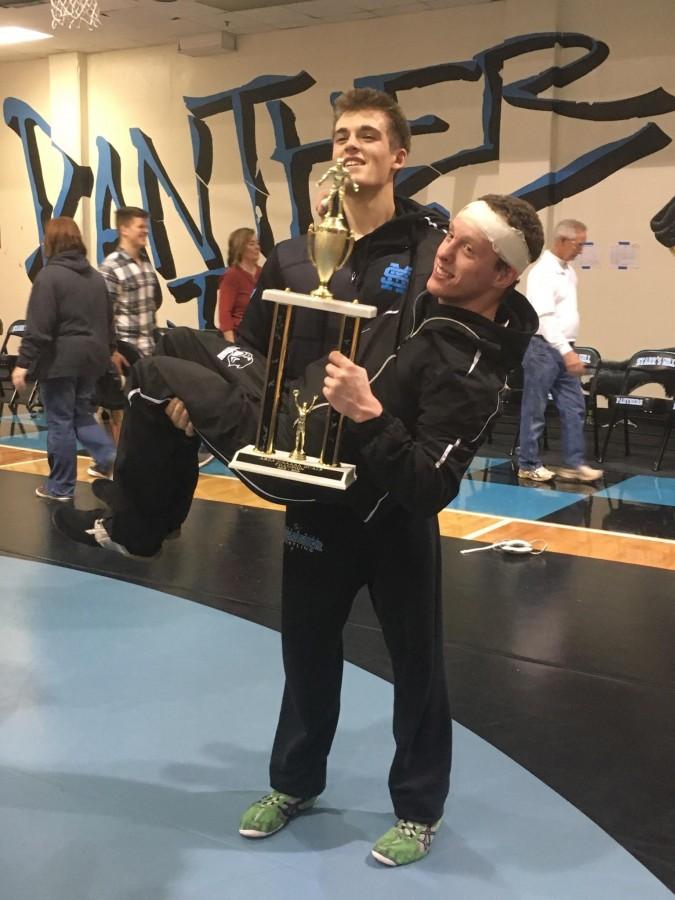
[455,200,531,275]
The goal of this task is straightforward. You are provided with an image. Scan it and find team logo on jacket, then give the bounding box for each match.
[217,345,254,369]
[380,262,412,295]
[284,526,324,553]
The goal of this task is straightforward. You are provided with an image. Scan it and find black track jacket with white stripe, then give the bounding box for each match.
[236,197,537,520]
[293,287,538,520]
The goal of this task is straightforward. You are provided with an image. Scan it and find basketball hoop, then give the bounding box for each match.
[51,0,101,29]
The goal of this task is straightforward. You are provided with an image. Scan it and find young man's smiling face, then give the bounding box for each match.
[426,215,517,313]
[120,216,149,253]
[332,109,407,191]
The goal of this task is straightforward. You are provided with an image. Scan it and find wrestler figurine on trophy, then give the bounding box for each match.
[289,391,319,461]
[230,158,377,491]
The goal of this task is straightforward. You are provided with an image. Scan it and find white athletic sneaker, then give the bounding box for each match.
[198,451,215,469]
[517,465,555,482]
[557,465,604,483]
[87,464,113,480]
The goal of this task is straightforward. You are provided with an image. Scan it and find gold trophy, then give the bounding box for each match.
[230,158,377,491]
[307,160,358,298]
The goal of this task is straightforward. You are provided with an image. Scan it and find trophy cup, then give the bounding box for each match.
[230,158,377,491]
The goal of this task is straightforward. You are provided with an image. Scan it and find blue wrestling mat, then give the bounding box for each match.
[1,557,669,900]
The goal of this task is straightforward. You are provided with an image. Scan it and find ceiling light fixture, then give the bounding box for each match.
[177,30,236,56]
[193,0,290,11]
[0,25,53,44]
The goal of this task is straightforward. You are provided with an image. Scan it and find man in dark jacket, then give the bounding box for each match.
[12,216,117,500]
[54,90,542,866]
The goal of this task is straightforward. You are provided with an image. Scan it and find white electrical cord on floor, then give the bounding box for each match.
[460,538,547,556]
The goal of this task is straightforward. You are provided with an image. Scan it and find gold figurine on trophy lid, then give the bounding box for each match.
[307,157,359,300]
[229,158,377,493]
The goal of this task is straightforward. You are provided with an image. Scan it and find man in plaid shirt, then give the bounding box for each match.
[100,206,162,375]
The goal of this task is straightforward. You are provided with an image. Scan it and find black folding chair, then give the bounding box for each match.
[0,319,37,410]
[574,346,602,459]
[598,349,675,471]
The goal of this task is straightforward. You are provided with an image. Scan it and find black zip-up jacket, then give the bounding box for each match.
[238,196,446,378]
[236,196,537,520]
[17,250,114,380]
[293,287,538,519]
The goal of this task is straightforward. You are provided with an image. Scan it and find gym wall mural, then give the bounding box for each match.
[4,31,675,329]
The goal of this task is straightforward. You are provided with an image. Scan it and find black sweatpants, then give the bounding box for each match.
[271,502,452,824]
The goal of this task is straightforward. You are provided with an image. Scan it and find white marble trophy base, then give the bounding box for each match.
[230,446,356,490]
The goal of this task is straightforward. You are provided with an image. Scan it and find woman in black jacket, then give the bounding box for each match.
[12,217,116,501]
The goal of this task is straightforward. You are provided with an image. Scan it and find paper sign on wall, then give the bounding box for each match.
[574,242,600,270]
[610,241,640,270]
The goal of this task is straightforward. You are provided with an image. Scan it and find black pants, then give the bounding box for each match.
[271,502,452,824]
[107,328,264,556]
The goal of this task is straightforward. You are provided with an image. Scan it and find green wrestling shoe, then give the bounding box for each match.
[371,818,441,866]
[238,790,317,838]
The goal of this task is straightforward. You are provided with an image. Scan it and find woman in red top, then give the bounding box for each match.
[218,228,261,341]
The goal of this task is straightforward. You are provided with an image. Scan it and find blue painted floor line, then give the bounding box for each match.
[200,457,233,476]
[595,474,675,508]
[0,412,41,421]
[448,480,587,519]
[1,557,669,900]
[465,456,511,472]
[0,431,46,450]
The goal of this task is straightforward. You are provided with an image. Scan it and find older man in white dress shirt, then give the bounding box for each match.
[517,218,603,483]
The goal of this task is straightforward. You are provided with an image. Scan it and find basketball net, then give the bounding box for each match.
[51,0,101,29]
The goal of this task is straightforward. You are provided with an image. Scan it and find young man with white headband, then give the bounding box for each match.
[454,199,533,277]
[235,193,541,868]
[54,106,542,865]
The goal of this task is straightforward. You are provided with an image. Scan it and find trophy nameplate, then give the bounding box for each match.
[228,447,357,490]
